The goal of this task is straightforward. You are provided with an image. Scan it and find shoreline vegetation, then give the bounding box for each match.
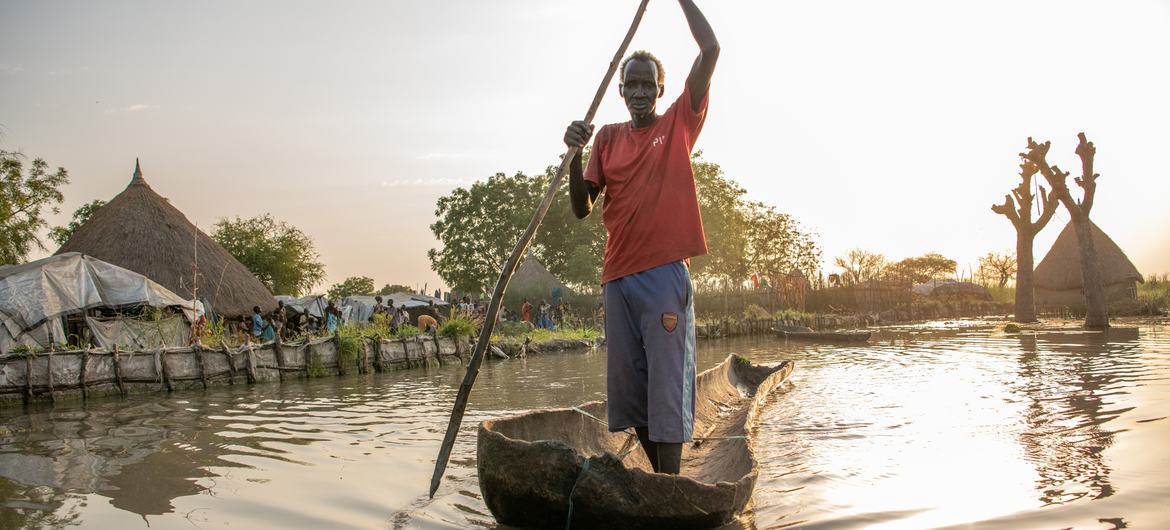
[3,285,1165,407]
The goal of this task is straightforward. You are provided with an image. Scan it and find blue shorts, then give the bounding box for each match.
[604,261,696,443]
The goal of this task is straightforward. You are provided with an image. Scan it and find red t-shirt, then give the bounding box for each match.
[584,83,709,284]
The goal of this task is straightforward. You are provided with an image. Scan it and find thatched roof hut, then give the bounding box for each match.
[56,161,276,316]
[505,254,572,306]
[513,256,570,292]
[1034,220,1142,306]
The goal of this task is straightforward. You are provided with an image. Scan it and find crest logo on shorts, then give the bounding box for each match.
[661,312,678,333]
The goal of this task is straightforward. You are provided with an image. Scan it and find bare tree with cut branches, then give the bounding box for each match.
[1020,133,1107,328]
[976,251,1017,288]
[834,249,886,286]
[992,149,1057,322]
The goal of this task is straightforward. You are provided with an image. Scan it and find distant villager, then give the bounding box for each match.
[271,300,287,338]
[325,301,340,333]
[418,314,438,333]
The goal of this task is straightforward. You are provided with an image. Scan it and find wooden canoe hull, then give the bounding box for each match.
[477,355,794,529]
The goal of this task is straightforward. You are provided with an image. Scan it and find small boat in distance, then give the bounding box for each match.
[477,354,794,529]
[773,326,872,343]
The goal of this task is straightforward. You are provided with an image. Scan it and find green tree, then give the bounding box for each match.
[429,171,540,295]
[530,155,606,292]
[886,252,957,283]
[211,214,325,296]
[378,283,414,295]
[0,150,69,264]
[428,150,820,296]
[49,199,106,246]
[690,153,750,289]
[745,201,821,285]
[328,276,374,300]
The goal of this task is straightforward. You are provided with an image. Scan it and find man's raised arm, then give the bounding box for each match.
[565,120,599,219]
[681,0,719,112]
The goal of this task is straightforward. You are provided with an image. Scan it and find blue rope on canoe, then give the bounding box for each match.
[565,457,591,530]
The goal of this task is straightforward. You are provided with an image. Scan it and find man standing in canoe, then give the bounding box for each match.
[565,0,718,475]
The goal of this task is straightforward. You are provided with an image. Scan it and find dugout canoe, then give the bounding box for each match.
[476,354,794,529]
[774,328,872,343]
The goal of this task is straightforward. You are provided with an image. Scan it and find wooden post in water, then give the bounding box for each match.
[429,0,651,499]
[273,333,286,382]
[244,342,258,384]
[23,352,33,404]
[79,347,89,400]
[112,346,126,397]
[159,347,173,393]
[194,344,208,390]
[222,343,237,385]
[333,332,345,376]
[371,338,384,373]
[46,348,55,403]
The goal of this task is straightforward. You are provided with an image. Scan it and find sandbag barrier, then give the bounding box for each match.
[0,333,470,407]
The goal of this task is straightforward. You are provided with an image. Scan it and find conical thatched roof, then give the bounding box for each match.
[512,254,571,294]
[56,161,276,316]
[1034,220,1143,290]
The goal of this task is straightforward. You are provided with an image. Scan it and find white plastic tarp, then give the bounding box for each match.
[341,293,447,324]
[0,252,193,337]
[0,319,64,353]
[275,295,327,318]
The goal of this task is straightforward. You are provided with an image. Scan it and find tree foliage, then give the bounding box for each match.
[428,151,820,295]
[428,151,605,295]
[0,150,69,264]
[49,199,106,247]
[211,214,325,296]
[378,284,414,295]
[977,251,1017,287]
[327,276,375,300]
[834,249,886,286]
[886,252,957,283]
[744,201,821,286]
[690,154,750,289]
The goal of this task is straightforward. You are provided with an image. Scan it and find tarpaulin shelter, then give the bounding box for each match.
[341,293,448,324]
[275,294,328,318]
[0,253,198,353]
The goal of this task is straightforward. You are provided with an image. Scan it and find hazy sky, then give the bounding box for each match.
[3,0,1168,292]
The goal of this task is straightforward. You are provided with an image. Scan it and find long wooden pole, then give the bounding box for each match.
[428,0,651,499]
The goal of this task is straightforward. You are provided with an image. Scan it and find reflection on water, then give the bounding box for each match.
[1014,328,1142,507]
[1,322,1168,529]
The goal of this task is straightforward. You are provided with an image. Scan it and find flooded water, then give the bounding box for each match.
[2,321,1168,529]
